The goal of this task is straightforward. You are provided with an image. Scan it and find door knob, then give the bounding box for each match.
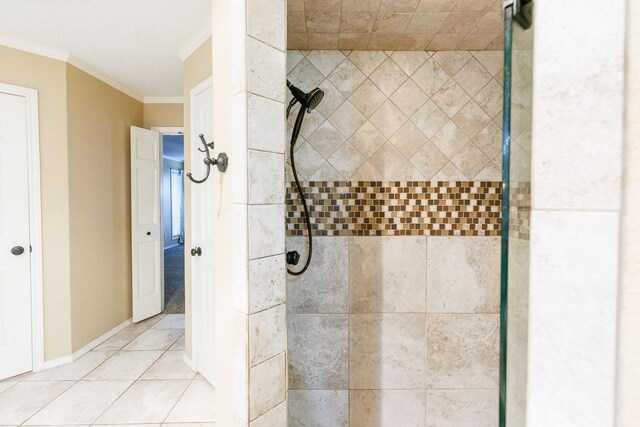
[11,246,25,256]
[191,247,202,257]
[146,231,151,236]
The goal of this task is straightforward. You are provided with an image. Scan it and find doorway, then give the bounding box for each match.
[160,132,185,314]
[0,82,44,380]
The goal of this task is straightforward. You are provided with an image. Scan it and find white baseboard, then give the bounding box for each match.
[40,318,133,371]
[183,354,196,372]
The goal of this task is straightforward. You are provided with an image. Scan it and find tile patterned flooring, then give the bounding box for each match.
[0,314,215,426]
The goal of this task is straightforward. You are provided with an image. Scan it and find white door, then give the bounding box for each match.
[191,78,215,384]
[130,126,162,322]
[0,92,32,379]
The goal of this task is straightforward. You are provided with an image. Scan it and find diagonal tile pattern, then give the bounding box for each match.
[287,49,503,181]
[0,314,215,426]
[287,0,503,50]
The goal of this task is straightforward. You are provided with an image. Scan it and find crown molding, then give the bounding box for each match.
[0,33,144,102]
[143,96,184,104]
[0,33,68,61]
[177,21,212,62]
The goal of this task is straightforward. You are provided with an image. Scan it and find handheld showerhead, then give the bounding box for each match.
[287,80,324,115]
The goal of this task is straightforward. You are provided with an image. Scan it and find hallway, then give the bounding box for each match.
[164,246,185,314]
[0,314,214,425]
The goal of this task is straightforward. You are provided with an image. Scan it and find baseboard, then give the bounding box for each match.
[40,318,133,372]
[183,353,196,372]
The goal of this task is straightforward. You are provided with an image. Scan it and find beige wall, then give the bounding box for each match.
[143,103,184,128]
[66,64,143,352]
[0,45,73,361]
[182,37,212,359]
[617,0,640,424]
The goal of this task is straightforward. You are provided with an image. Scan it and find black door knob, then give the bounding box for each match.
[191,247,202,257]
[146,231,151,236]
[11,246,24,256]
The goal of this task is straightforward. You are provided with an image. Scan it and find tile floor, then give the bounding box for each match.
[0,314,215,426]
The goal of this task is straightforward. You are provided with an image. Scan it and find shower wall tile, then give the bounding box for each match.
[248,150,285,204]
[288,314,349,389]
[250,401,287,427]
[289,390,349,427]
[249,303,287,366]
[247,94,285,153]
[350,390,426,427]
[247,37,286,102]
[249,353,287,420]
[249,255,286,314]
[350,237,427,313]
[247,0,285,51]
[426,314,500,389]
[286,49,503,181]
[248,204,285,259]
[426,389,498,427]
[426,237,500,313]
[350,314,427,389]
[287,237,349,313]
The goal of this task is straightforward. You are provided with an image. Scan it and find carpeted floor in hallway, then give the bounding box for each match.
[164,245,185,314]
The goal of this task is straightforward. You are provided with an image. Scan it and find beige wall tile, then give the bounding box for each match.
[308,33,340,50]
[289,390,349,427]
[248,150,284,204]
[390,78,428,116]
[249,353,287,420]
[390,51,428,75]
[248,94,285,153]
[350,121,387,157]
[249,304,287,366]
[350,314,427,389]
[453,58,493,97]
[410,141,448,179]
[428,33,465,50]
[341,11,376,33]
[389,120,428,158]
[351,390,426,427]
[328,141,367,178]
[406,12,448,33]
[452,100,491,138]
[328,58,367,96]
[416,0,455,12]
[306,50,347,76]
[329,101,367,138]
[430,121,469,158]
[350,237,427,313]
[373,12,413,33]
[427,237,500,313]
[248,204,285,259]
[411,100,448,138]
[247,0,285,51]
[451,142,490,179]
[288,33,309,50]
[308,121,346,158]
[316,79,347,117]
[426,389,498,427]
[250,401,287,427]
[338,33,371,50]
[306,12,342,32]
[396,33,435,50]
[349,50,388,75]
[305,0,342,12]
[289,58,324,90]
[432,79,471,117]
[369,142,410,179]
[426,314,499,389]
[411,57,449,96]
[288,314,349,389]
[369,57,409,96]
[342,0,382,12]
[249,255,286,314]
[370,100,407,138]
[288,12,308,33]
[287,237,349,313]
[247,37,286,102]
[349,79,387,117]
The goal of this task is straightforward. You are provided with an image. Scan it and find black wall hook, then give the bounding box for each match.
[187,134,229,184]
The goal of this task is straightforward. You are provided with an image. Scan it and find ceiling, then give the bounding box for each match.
[287,0,503,51]
[0,0,211,99]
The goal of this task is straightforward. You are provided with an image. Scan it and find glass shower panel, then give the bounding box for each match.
[501,1,534,426]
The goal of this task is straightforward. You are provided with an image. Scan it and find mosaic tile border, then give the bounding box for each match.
[286,181,502,237]
[509,181,531,241]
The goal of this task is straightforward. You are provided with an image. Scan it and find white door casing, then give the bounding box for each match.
[0,84,43,379]
[130,126,162,323]
[190,77,216,385]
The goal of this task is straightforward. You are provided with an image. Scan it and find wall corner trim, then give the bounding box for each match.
[40,318,133,371]
[177,21,212,62]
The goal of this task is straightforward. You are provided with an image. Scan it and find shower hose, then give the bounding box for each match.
[287,104,313,276]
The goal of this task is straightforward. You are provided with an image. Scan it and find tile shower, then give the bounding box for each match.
[285,49,504,426]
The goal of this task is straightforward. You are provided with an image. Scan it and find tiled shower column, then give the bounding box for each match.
[212,1,287,426]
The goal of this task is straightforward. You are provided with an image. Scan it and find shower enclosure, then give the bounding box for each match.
[501,1,534,426]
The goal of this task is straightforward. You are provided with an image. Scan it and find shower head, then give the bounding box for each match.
[287,80,324,112]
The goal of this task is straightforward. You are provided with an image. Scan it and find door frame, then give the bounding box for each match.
[0,82,44,372]
[150,126,184,312]
[189,76,213,374]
